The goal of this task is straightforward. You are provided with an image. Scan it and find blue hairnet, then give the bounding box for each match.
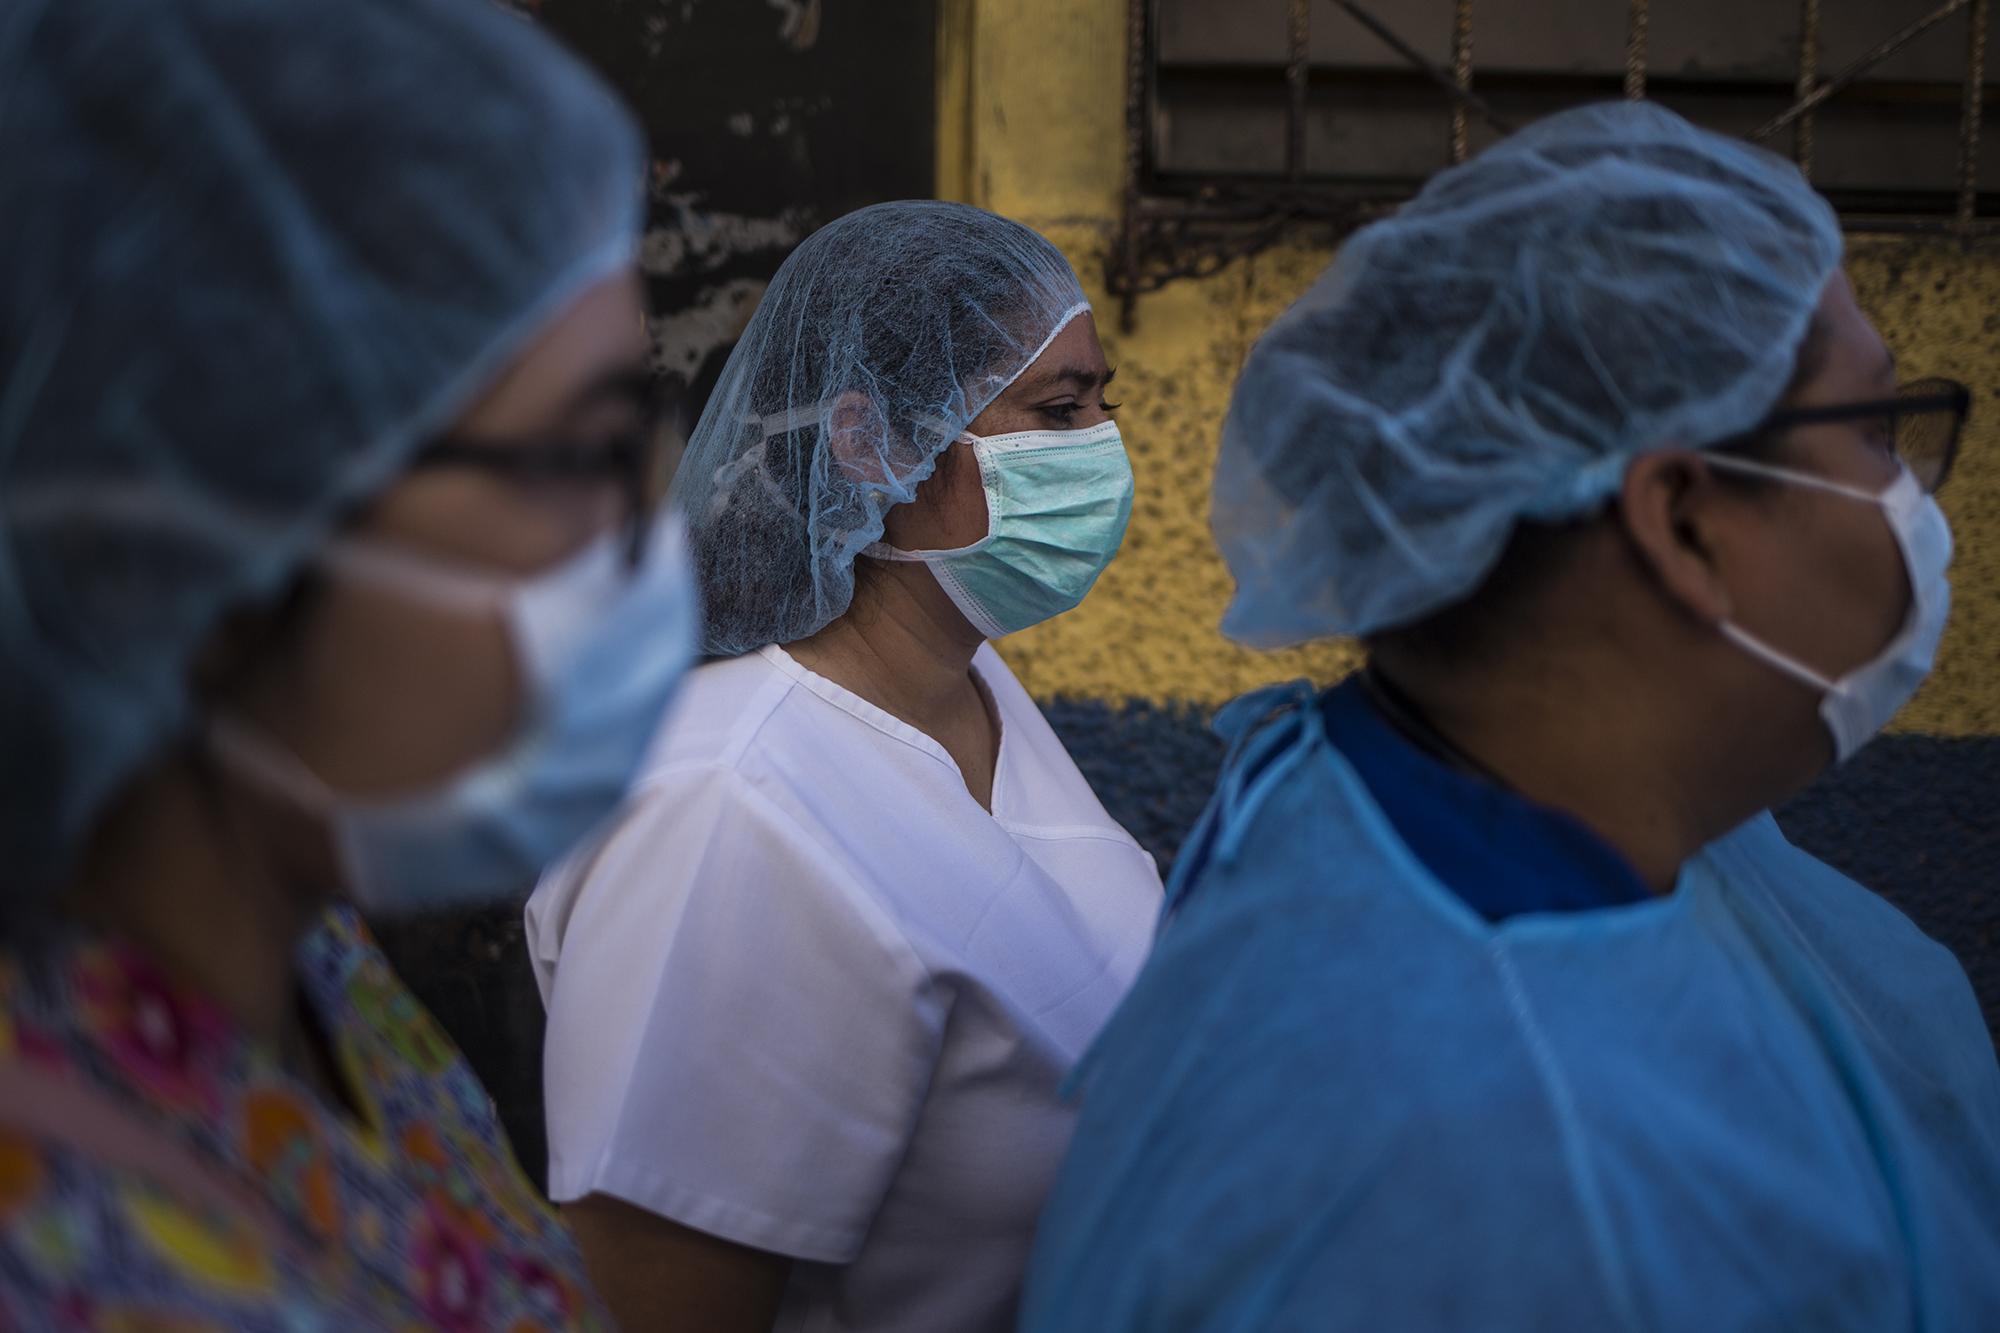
[677,200,1089,656]
[1214,101,1844,647]
[0,0,645,898]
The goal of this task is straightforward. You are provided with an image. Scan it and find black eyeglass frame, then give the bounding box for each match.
[1744,377,1971,494]
[410,374,682,567]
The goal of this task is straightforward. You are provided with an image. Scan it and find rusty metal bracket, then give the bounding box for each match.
[1750,0,1976,142]
[1325,0,1514,136]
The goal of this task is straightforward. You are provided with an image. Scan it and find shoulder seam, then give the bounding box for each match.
[631,663,799,791]
[627,763,944,1001]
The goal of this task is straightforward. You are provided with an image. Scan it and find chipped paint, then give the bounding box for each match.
[648,276,768,379]
[639,205,809,281]
[767,0,822,51]
[640,11,670,59]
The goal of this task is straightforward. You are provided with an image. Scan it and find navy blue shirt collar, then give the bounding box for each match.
[1320,675,1653,920]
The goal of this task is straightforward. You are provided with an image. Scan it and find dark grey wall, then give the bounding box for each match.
[374,0,937,1185]
[531,0,936,405]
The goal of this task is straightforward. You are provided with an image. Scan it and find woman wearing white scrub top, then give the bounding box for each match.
[525,200,1162,1333]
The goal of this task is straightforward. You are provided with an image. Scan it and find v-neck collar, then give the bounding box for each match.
[1319,677,1654,920]
[760,643,1012,814]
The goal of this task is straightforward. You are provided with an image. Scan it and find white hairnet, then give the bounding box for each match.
[1214,101,1844,647]
[0,0,645,898]
[676,200,1089,655]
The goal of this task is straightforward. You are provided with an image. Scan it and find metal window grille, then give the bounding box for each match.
[1111,0,1996,328]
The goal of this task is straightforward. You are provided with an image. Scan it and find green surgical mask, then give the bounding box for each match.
[867,419,1134,638]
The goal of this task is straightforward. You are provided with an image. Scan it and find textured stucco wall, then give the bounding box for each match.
[1846,239,2000,737]
[941,0,1999,1034]
[1010,235,2000,725]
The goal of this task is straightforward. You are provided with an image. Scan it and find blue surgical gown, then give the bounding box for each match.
[1022,681,2000,1331]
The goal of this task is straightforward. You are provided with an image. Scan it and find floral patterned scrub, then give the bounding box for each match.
[0,905,609,1332]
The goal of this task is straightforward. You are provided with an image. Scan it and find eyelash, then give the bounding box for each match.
[1042,400,1121,422]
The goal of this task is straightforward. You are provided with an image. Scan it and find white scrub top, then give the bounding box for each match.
[526,643,1162,1333]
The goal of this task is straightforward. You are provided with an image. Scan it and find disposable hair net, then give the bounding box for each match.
[0,0,645,900]
[677,200,1089,655]
[1214,101,1844,647]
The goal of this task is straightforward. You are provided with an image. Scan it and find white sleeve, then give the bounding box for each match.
[536,765,946,1263]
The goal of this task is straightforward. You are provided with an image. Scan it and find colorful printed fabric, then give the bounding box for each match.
[0,906,609,1331]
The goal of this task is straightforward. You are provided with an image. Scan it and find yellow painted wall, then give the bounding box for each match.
[940,0,2000,738]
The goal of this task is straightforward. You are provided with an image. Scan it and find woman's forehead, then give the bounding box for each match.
[1007,314,1108,395]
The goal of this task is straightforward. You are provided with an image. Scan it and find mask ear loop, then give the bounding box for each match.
[1700,454,1915,697]
[1700,452,1911,506]
[315,539,515,612]
[198,539,525,815]
[1715,622,1840,693]
[205,715,339,814]
[200,713,370,899]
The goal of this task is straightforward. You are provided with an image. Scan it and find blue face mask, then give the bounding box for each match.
[212,512,699,915]
[868,419,1135,638]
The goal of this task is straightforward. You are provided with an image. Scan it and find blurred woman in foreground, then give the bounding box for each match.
[0,0,696,1324]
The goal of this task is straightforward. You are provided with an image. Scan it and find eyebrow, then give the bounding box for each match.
[1021,365,1117,395]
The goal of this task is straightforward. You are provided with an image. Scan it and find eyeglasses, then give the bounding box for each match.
[1749,377,1971,494]
[411,373,685,567]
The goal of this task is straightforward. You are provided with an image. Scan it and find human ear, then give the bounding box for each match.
[822,391,892,488]
[1616,449,1740,626]
[889,438,992,552]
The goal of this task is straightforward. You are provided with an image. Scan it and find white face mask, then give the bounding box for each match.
[211,513,699,914]
[1705,457,1953,763]
[865,419,1134,638]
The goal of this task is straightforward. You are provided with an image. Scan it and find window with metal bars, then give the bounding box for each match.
[1111,0,1997,326]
